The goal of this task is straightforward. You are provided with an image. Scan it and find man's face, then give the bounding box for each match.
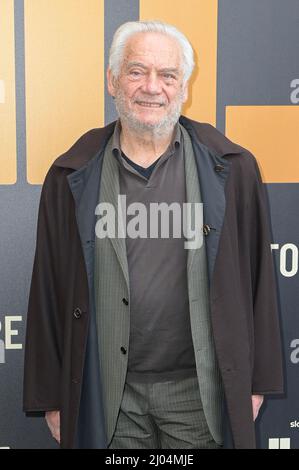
[107,32,188,133]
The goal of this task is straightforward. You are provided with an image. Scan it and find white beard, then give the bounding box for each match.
[114,88,185,138]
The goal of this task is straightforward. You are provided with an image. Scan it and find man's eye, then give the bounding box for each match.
[163,74,175,80]
[130,71,142,76]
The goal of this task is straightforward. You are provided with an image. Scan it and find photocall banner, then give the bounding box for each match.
[0,0,298,449]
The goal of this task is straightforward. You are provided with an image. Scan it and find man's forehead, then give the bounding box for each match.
[123,32,182,67]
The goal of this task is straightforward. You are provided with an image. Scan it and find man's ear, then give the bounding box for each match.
[107,68,117,98]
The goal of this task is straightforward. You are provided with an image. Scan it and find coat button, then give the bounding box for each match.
[203,224,211,236]
[122,298,129,306]
[120,347,127,355]
[214,164,224,172]
[73,307,82,319]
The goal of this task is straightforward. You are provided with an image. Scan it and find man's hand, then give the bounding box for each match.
[251,395,264,421]
[45,410,60,443]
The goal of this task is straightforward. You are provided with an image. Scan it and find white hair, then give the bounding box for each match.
[109,20,195,84]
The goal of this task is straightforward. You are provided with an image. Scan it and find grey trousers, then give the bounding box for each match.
[108,375,221,449]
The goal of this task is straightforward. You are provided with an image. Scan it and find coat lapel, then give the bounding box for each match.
[100,138,130,292]
[66,153,107,448]
[63,126,129,293]
[180,118,232,286]
[183,127,201,279]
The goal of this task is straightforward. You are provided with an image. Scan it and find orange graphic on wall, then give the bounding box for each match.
[226,106,299,183]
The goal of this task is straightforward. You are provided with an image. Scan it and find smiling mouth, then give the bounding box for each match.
[136,101,164,108]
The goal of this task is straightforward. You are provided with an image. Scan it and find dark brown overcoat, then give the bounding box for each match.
[23,116,284,448]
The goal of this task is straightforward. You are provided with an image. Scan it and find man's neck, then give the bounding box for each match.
[119,121,175,168]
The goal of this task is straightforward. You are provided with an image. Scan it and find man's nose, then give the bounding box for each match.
[141,72,162,94]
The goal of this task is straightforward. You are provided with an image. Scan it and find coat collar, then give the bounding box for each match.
[53,121,116,170]
[53,116,244,172]
[179,116,245,158]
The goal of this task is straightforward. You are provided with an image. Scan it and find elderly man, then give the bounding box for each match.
[23,21,283,449]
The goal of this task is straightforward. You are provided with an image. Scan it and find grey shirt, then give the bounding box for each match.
[112,121,196,382]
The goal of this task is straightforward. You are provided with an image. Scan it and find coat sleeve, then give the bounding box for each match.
[249,157,284,395]
[23,166,63,414]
